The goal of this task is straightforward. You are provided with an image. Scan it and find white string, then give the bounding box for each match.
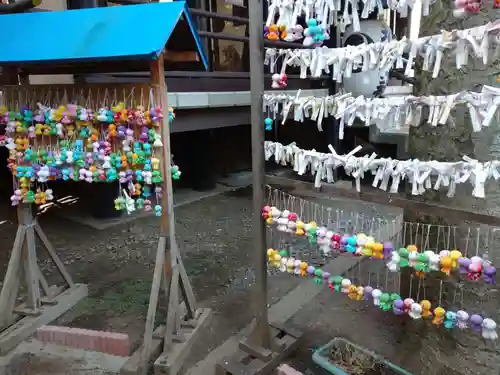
[264,140,500,198]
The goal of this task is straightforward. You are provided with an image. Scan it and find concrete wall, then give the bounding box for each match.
[408,6,500,221]
[405,6,500,374]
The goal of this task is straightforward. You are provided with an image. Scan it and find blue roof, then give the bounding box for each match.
[0,1,208,69]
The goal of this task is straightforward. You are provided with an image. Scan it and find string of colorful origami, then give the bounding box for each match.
[1,103,178,217]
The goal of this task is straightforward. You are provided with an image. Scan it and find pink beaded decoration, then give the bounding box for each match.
[453,0,481,17]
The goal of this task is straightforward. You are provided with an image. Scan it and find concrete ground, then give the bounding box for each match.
[0,182,498,375]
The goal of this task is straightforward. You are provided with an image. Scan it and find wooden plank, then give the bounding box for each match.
[175,250,197,320]
[154,308,212,375]
[138,236,166,375]
[34,222,74,287]
[13,285,63,312]
[13,307,42,317]
[266,175,500,226]
[0,283,88,355]
[139,51,173,375]
[23,225,41,312]
[216,327,301,375]
[1,83,153,110]
[36,264,52,298]
[238,339,273,361]
[0,225,26,329]
[164,266,180,350]
[120,325,166,375]
[164,50,199,63]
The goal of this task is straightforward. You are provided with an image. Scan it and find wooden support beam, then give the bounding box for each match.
[0,204,86,352]
[138,54,209,375]
[0,284,88,354]
[164,50,199,63]
[0,225,25,329]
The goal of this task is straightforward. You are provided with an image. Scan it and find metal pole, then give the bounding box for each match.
[248,0,270,348]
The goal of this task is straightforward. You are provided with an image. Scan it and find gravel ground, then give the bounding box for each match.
[0,187,303,374]
[1,184,497,375]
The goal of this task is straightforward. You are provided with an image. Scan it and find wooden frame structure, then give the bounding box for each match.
[0,203,88,354]
[214,0,500,374]
[0,2,210,374]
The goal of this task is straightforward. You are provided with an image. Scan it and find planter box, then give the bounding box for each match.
[312,338,412,375]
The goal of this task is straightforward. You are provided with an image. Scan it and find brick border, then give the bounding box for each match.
[278,364,304,375]
[36,325,130,357]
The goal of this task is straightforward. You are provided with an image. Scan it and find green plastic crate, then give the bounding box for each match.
[312,337,413,375]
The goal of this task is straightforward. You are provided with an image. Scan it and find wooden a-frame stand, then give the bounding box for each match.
[123,55,211,375]
[0,204,88,354]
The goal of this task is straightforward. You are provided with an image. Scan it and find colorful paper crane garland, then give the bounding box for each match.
[1,103,179,217]
[267,247,498,341]
[262,205,496,285]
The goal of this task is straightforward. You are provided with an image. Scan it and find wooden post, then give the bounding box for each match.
[246,0,271,350]
[136,54,210,375]
[215,1,303,373]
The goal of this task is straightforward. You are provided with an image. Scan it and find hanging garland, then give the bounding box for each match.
[264,20,500,80]
[0,100,179,217]
[267,246,497,339]
[262,85,500,137]
[263,204,496,283]
[264,140,500,198]
[265,0,435,34]
[264,202,497,338]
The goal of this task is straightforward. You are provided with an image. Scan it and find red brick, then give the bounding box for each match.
[36,325,130,357]
[87,329,99,351]
[278,364,304,375]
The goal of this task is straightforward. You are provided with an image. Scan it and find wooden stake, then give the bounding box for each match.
[0,225,25,328]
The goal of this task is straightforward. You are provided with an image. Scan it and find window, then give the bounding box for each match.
[209,0,248,71]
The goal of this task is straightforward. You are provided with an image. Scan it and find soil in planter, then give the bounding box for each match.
[329,344,400,375]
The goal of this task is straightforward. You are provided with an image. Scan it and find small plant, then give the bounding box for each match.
[330,343,377,375]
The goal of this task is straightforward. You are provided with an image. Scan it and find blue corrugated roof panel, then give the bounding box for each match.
[0,1,208,69]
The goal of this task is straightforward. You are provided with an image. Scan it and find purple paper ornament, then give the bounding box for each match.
[34,113,44,123]
[363,286,373,300]
[470,314,483,333]
[383,242,393,259]
[117,126,126,137]
[322,272,331,281]
[139,126,149,142]
[306,266,315,275]
[126,169,134,181]
[393,299,404,315]
[458,257,471,274]
[484,265,496,284]
[155,186,163,198]
[340,235,349,251]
